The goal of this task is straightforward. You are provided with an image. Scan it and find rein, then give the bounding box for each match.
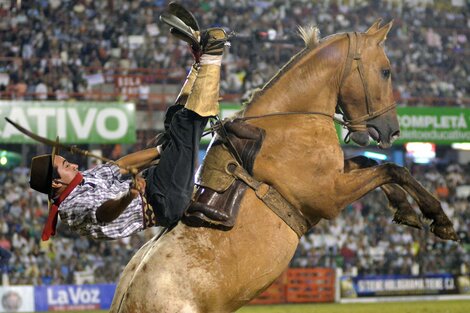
[235,111,333,121]
[5,117,141,188]
[203,111,347,138]
[205,32,395,137]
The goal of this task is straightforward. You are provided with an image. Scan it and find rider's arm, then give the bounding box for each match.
[115,147,160,175]
[95,189,139,223]
[95,175,145,223]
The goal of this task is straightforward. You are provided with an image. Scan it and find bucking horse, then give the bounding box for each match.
[110,7,458,313]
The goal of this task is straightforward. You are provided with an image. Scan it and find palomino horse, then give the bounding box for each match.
[110,21,457,313]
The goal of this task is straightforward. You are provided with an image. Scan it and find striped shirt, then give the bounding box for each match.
[58,163,145,240]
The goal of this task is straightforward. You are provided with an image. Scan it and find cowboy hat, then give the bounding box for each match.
[29,137,59,197]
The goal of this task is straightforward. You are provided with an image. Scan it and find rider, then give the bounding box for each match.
[29,27,229,241]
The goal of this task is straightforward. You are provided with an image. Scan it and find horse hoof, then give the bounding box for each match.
[430,222,459,241]
[393,210,422,229]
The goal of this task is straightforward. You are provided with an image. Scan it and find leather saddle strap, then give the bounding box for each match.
[226,163,310,238]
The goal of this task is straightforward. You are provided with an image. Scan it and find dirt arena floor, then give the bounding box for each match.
[42,299,470,313]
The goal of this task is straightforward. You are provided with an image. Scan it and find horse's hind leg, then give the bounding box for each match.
[344,156,422,229]
[332,162,458,241]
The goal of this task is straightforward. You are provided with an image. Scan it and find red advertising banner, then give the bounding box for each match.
[250,268,335,305]
[115,75,142,99]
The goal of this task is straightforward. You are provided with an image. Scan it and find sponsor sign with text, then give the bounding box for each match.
[34,284,116,311]
[340,274,464,298]
[0,101,135,144]
[336,107,470,145]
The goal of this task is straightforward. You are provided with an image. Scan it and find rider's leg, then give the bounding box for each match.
[150,64,199,149]
[164,64,199,130]
[145,28,228,227]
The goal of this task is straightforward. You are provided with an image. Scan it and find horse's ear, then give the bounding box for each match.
[365,18,383,34]
[368,20,393,45]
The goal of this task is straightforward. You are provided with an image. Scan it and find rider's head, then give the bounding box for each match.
[30,152,79,198]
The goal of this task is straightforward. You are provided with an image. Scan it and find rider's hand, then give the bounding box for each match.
[129,176,146,199]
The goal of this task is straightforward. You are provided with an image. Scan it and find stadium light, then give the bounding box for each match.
[0,150,22,168]
[451,143,470,151]
[405,142,436,164]
[363,151,387,161]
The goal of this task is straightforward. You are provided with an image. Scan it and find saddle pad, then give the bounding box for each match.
[183,119,265,230]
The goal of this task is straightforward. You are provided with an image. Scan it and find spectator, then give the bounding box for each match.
[0,246,11,274]
[35,80,48,100]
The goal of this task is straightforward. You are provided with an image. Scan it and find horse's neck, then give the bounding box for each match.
[244,38,346,117]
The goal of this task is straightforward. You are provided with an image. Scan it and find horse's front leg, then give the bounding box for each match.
[332,162,458,241]
[344,156,422,229]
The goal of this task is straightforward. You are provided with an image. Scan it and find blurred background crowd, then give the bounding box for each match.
[0,0,469,286]
[0,0,469,106]
[0,161,468,285]
[293,162,470,276]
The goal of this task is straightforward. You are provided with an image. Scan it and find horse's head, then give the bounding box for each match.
[338,20,399,149]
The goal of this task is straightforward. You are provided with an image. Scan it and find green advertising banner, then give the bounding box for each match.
[0,101,136,144]
[5,101,464,146]
[335,107,470,145]
[395,107,470,144]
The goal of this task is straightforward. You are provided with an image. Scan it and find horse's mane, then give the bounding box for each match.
[298,25,321,49]
[244,25,321,107]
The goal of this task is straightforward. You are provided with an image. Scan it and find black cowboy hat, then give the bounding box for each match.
[29,137,59,197]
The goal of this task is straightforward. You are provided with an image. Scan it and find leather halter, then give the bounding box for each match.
[338,32,396,132]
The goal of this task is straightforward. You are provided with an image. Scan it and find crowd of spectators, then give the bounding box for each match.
[0,0,469,106]
[293,161,470,276]
[0,0,469,287]
[0,158,468,285]
[0,165,159,285]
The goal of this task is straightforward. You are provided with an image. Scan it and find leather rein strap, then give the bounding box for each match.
[232,32,396,132]
[226,162,310,238]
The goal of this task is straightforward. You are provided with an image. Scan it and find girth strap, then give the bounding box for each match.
[226,162,310,238]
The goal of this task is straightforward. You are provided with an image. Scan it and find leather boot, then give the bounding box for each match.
[166,63,199,127]
[200,28,228,56]
[185,28,228,117]
[148,64,199,149]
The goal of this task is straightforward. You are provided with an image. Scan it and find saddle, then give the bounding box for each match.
[183,119,265,230]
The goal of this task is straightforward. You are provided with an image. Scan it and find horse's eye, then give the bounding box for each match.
[382,69,391,79]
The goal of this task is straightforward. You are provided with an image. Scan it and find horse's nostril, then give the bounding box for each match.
[391,130,400,142]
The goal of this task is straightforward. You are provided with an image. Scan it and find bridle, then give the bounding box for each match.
[337,32,396,133]
[220,32,396,134]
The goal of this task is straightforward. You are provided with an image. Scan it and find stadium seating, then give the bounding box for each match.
[0,1,468,286]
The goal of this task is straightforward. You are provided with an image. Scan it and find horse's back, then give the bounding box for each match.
[110,190,299,313]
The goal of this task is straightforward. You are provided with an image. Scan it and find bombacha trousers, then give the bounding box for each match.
[144,108,207,227]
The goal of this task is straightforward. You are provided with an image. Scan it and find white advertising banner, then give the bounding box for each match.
[0,286,34,313]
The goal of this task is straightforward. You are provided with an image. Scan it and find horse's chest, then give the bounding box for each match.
[252,123,344,202]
